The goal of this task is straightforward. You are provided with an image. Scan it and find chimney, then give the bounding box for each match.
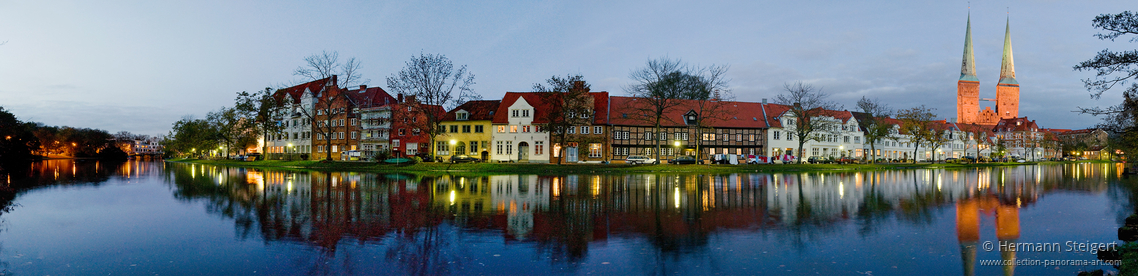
[573,81,585,91]
[398,93,404,103]
[762,98,767,104]
[359,85,367,91]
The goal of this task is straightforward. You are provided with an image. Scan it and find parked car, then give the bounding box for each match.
[807,156,830,164]
[449,155,480,163]
[836,157,858,164]
[669,155,698,164]
[944,157,959,164]
[746,155,769,164]
[1016,159,1027,163]
[626,155,658,165]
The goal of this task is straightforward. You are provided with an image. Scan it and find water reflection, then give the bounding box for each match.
[155,162,1124,275]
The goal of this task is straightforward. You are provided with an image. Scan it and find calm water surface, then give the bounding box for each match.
[0,160,1132,275]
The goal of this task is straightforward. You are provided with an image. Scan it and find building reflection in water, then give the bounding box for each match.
[158,162,1120,275]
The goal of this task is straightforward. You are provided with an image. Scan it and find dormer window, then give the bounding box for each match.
[684,110,698,125]
[456,111,469,121]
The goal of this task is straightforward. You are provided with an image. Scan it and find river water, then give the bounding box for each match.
[0,160,1131,275]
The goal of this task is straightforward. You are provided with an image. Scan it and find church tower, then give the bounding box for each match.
[996,18,1020,119]
[956,13,980,124]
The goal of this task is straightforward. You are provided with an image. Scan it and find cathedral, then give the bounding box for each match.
[957,14,1019,125]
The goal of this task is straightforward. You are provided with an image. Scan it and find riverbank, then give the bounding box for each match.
[165,158,1116,175]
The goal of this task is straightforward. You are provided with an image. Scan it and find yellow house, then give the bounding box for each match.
[435,100,501,162]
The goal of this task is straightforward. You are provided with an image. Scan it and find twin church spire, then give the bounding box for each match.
[956,11,1020,125]
[960,14,1016,83]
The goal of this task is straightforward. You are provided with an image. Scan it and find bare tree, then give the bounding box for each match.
[856,96,893,163]
[386,53,479,159]
[290,51,364,161]
[533,75,594,164]
[625,58,691,162]
[896,105,937,163]
[680,64,732,160]
[775,82,840,164]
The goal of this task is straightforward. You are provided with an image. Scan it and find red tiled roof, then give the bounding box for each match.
[274,77,335,103]
[443,100,501,121]
[994,117,1040,132]
[608,96,769,128]
[344,85,396,108]
[762,103,853,128]
[491,92,609,124]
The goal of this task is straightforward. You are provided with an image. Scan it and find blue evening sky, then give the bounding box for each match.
[1,0,1134,135]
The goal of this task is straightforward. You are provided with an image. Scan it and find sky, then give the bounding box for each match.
[1,0,1134,136]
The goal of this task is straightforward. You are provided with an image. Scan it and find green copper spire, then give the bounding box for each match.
[999,17,1018,85]
[960,12,978,82]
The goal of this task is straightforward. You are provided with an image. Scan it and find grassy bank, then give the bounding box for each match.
[165,158,1110,175]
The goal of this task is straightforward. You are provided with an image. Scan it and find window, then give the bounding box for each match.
[340,119,344,126]
[463,125,471,133]
[497,126,505,133]
[339,132,345,139]
[450,125,458,133]
[331,120,337,127]
[317,134,323,140]
[813,148,819,156]
[351,132,357,139]
[535,141,544,155]
[774,131,780,140]
[702,133,709,141]
[522,110,529,117]
[457,112,468,120]
[855,136,860,143]
[581,126,590,134]
[476,125,484,133]
[553,143,561,157]
[594,126,603,134]
[437,142,449,155]
[736,134,742,142]
[496,141,503,155]
[724,133,729,142]
[398,129,406,136]
[844,136,850,143]
[589,143,602,158]
[393,139,400,147]
[523,125,531,133]
[645,132,652,141]
[512,110,519,117]
[470,141,478,154]
[660,132,667,141]
[510,125,518,133]
[351,118,356,126]
[568,127,576,134]
[748,134,755,142]
[318,145,324,152]
[506,143,512,155]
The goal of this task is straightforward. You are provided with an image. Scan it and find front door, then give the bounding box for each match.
[518,142,529,161]
[567,147,578,162]
[481,151,489,161]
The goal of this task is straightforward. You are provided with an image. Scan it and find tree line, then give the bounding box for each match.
[0,107,131,169]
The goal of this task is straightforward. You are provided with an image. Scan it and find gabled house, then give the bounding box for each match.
[267,76,335,160]
[346,85,396,160]
[490,93,549,163]
[763,103,861,161]
[435,100,501,161]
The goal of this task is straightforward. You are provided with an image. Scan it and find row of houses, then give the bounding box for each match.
[260,76,1078,163]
